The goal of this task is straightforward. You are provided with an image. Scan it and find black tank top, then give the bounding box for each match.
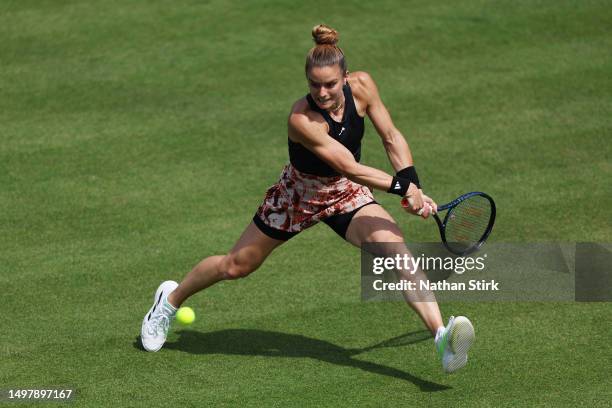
[288,84,365,177]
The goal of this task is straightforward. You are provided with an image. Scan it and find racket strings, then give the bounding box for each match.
[444,196,492,253]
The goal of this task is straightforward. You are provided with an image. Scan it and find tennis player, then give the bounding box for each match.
[141,24,474,373]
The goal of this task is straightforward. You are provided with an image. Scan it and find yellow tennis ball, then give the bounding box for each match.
[176,307,195,325]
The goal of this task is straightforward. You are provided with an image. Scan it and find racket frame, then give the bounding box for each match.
[433,191,496,256]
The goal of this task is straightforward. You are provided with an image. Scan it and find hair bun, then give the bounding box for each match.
[312,24,339,46]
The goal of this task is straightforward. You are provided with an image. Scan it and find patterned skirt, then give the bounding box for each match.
[254,164,375,237]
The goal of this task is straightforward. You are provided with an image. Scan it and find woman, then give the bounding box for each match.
[141,24,474,373]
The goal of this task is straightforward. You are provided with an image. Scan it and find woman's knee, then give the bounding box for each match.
[220,253,262,280]
[364,229,404,244]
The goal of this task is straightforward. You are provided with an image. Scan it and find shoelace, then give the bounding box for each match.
[147,313,170,336]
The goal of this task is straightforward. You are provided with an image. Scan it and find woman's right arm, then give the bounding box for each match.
[288,109,429,216]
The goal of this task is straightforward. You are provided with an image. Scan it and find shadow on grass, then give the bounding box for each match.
[134,329,449,392]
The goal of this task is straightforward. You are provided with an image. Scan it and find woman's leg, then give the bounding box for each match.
[168,221,285,307]
[344,203,475,373]
[141,221,285,352]
[344,203,444,335]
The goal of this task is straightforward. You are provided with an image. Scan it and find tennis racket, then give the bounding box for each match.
[402,192,496,256]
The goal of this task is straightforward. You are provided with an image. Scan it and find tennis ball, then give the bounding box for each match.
[176,307,195,325]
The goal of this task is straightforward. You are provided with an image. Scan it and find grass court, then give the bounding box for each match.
[1,1,610,406]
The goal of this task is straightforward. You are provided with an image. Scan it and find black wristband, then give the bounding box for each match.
[396,166,421,189]
[388,176,410,196]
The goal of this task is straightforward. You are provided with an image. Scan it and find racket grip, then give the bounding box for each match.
[401,197,431,216]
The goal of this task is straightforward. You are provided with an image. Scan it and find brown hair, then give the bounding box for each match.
[305,24,347,75]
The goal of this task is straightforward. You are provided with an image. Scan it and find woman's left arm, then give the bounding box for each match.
[356,71,413,171]
[355,71,437,213]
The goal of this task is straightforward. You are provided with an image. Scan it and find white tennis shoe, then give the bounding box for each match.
[141,280,178,352]
[435,316,475,373]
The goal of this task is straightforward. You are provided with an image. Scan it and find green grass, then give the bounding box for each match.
[1,0,611,406]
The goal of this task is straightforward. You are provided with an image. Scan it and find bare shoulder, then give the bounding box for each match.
[289,97,310,116]
[347,71,379,114]
[348,71,375,86]
[348,71,377,95]
[289,97,325,126]
[288,97,327,142]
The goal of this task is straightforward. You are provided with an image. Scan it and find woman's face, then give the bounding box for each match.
[307,64,347,111]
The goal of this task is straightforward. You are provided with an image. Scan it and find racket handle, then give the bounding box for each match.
[401,197,424,215]
[401,197,432,216]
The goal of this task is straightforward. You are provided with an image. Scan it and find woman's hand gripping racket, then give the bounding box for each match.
[402,192,496,256]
